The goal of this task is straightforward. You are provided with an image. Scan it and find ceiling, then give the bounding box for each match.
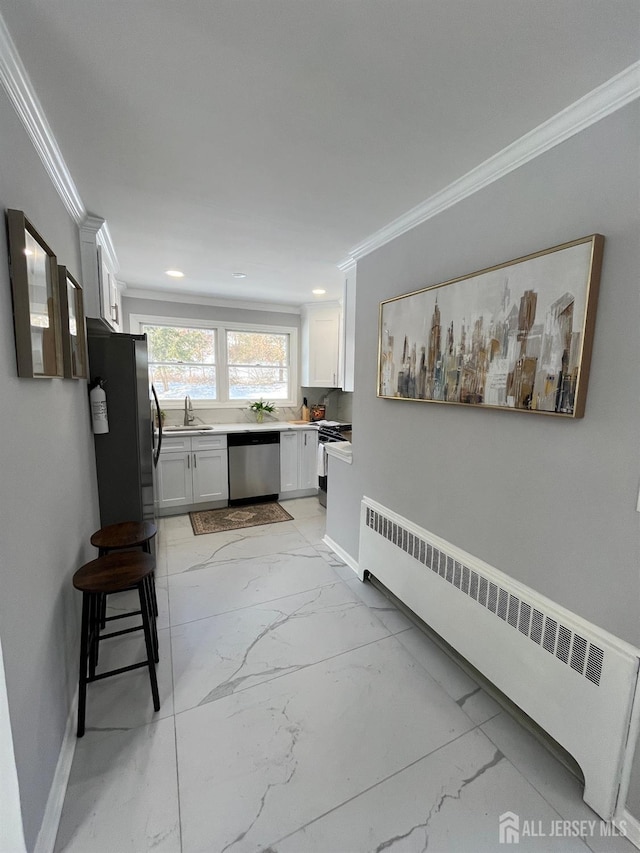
[1,1,638,306]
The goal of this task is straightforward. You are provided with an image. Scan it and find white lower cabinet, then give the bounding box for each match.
[299,428,318,489]
[158,429,317,514]
[157,451,193,509]
[157,434,228,514]
[192,448,228,503]
[280,428,318,495]
[279,431,299,492]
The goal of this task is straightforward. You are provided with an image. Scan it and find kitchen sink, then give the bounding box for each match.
[163,425,215,431]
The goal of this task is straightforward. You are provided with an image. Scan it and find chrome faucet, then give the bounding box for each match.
[183,395,195,426]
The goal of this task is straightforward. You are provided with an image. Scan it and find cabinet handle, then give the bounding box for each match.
[333,372,336,385]
[187,455,190,469]
[193,453,197,468]
[304,434,307,446]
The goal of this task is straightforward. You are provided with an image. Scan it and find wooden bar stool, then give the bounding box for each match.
[90,521,159,624]
[74,552,160,737]
[90,520,157,557]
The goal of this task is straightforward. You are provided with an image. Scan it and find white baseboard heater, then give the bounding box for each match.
[359,496,640,821]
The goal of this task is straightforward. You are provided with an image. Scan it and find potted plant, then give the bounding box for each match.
[249,399,277,423]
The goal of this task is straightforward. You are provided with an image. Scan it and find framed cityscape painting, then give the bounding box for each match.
[378,235,604,418]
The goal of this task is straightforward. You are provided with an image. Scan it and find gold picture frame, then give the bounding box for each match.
[378,235,604,418]
[6,209,63,378]
[58,266,88,379]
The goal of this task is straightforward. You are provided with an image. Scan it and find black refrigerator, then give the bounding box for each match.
[87,320,162,531]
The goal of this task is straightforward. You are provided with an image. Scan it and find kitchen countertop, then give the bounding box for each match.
[324,440,353,464]
[159,421,320,435]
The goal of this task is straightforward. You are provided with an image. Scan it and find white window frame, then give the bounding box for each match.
[130,314,299,408]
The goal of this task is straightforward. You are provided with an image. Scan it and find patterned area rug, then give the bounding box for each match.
[189,502,294,535]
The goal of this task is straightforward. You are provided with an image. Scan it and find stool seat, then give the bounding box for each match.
[90,521,158,625]
[74,552,155,594]
[90,521,157,552]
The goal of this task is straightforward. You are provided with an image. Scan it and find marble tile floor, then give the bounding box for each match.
[54,498,635,853]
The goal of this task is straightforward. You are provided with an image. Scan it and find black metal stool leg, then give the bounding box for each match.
[143,575,159,663]
[77,592,90,737]
[138,582,160,711]
[89,593,99,678]
[143,541,159,619]
[150,571,159,619]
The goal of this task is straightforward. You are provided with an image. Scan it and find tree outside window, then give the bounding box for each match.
[140,322,294,403]
[143,324,217,399]
[227,331,289,400]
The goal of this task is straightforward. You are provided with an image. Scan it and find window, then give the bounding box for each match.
[143,324,217,400]
[132,315,297,407]
[227,330,289,400]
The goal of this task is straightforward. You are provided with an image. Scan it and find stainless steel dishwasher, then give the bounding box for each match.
[227,431,280,504]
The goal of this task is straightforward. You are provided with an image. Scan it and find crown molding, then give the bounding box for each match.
[343,60,640,264]
[124,288,302,315]
[2,9,636,283]
[337,257,357,272]
[0,12,86,224]
[95,221,119,273]
[79,214,104,236]
[79,214,119,274]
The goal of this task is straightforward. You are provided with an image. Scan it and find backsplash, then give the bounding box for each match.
[161,406,301,427]
[160,390,353,427]
[301,388,353,422]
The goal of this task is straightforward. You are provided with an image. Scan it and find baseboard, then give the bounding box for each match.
[33,687,78,853]
[158,498,227,517]
[322,535,361,578]
[618,811,640,850]
[279,488,319,501]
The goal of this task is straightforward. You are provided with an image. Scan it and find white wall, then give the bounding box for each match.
[327,102,640,644]
[0,637,27,853]
[0,88,100,851]
[326,100,640,818]
[123,295,300,334]
[327,98,640,820]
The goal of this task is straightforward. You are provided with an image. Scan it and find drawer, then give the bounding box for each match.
[160,436,192,453]
[192,434,227,451]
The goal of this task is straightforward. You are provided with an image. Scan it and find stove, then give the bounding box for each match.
[316,422,352,507]
[315,421,352,443]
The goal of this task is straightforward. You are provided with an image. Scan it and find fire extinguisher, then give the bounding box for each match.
[89,377,109,434]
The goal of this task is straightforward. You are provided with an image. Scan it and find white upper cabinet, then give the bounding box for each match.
[301,267,356,391]
[340,263,356,393]
[79,215,123,332]
[301,302,341,387]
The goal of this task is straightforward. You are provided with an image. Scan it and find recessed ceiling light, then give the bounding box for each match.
[232,272,247,279]
[312,288,326,295]
[165,269,184,278]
